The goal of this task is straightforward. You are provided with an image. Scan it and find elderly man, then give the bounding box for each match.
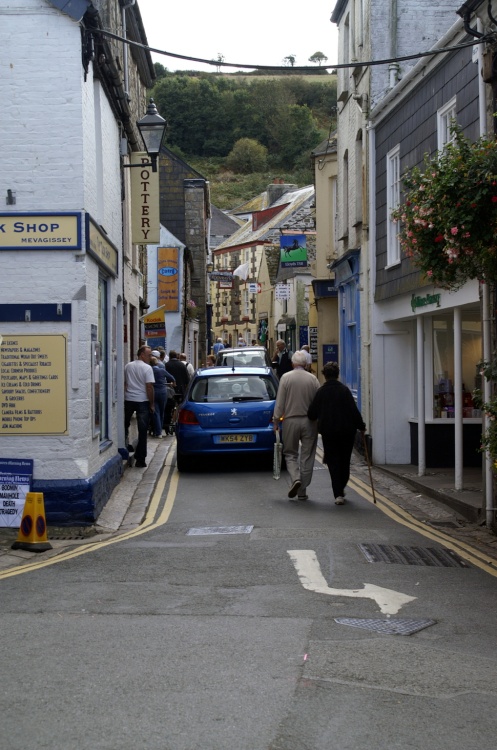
[124,345,155,468]
[273,350,320,501]
[271,339,293,379]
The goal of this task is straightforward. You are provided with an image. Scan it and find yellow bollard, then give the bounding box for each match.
[11,492,52,552]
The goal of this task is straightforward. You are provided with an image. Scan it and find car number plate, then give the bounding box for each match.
[218,434,254,443]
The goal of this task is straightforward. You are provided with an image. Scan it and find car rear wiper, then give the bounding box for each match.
[232,396,264,402]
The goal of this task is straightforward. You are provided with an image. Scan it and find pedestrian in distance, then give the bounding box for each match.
[151,349,165,368]
[205,354,217,367]
[237,336,247,347]
[307,361,366,505]
[150,355,176,438]
[212,337,224,357]
[300,344,313,372]
[124,345,155,468]
[179,352,195,379]
[271,339,293,379]
[273,350,320,501]
[164,351,190,433]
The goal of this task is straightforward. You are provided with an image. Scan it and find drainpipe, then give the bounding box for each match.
[121,0,136,100]
[417,316,426,477]
[476,15,495,527]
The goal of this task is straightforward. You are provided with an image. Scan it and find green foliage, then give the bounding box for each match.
[152,73,336,167]
[308,51,328,65]
[393,128,497,290]
[473,358,497,466]
[226,138,268,174]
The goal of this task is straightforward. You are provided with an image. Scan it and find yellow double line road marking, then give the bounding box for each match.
[0,454,179,581]
[316,446,497,577]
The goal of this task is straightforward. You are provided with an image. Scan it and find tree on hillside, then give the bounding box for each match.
[283,54,297,67]
[226,138,268,174]
[308,51,328,66]
[154,62,169,80]
[272,104,321,169]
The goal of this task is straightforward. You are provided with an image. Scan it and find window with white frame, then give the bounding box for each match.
[437,97,457,151]
[243,289,250,317]
[386,144,401,266]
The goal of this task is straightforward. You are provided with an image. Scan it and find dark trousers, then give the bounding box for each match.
[125,400,150,462]
[321,431,356,499]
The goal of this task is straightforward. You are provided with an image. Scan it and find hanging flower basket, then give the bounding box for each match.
[186,299,197,319]
[392,127,497,290]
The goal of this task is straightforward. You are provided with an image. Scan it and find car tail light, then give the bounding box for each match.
[178,409,199,425]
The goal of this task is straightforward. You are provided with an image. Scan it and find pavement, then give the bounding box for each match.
[1,435,496,573]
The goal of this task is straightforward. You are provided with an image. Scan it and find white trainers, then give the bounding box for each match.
[335,496,345,505]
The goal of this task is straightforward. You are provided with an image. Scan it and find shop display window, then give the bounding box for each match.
[432,312,482,419]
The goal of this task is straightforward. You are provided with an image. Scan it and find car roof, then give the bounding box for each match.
[196,366,272,375]
[219,346,266,354]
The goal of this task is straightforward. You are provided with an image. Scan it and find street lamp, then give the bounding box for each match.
[136,98,167,173]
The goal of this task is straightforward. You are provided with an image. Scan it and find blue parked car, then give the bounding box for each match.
[175,365,279,471]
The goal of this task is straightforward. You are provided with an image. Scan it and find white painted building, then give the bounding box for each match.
[0,0,155,524]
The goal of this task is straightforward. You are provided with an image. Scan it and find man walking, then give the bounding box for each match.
[212,338,224,357]
[273,351,320,501]
[124,345,155,468]
[272,339,293,379]
[307,362,366,505]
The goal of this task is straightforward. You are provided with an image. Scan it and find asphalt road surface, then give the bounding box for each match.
[2,451,497,749]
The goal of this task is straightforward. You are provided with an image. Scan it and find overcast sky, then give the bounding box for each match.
[137,1,339,73]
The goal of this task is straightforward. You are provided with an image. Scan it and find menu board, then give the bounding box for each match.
[0,335,68,434]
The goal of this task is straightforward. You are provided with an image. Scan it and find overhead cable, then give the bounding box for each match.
[93,27,494,72]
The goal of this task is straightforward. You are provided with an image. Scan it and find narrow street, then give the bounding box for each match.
[2,449,497,749]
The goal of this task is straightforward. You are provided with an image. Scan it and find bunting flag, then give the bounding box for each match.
[233,262,250,280]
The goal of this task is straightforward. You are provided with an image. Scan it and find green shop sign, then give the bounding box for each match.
[411,292,441,313]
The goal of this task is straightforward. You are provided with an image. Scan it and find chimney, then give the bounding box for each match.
[267,182,298,206]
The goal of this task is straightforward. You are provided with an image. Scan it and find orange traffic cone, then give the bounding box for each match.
[11,492,52,552]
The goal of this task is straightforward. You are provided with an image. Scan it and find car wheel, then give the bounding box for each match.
[176,451,188,472]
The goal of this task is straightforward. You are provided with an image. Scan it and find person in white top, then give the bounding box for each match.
[124,345,155,468]
[179,353,195,379]
[300,344,313,372]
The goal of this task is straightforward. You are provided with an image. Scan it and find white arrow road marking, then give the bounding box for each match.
[288,549,417,615]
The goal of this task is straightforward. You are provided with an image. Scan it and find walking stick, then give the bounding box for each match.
[362,432,376,504]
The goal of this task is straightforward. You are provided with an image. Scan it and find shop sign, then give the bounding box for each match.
[0,334,68,435]
[248,283,261,294]
[210,271,233,283]
[411,292,441,313]
[0,458,33,528]
[86,216,118,276]
[141,306,166,338]
[0,212,81,250]
[280,234,307,268]
[158,247,179,311]
[131,152,160,244]
[275,283,291,300]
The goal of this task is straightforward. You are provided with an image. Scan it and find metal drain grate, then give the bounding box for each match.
[358,543,470,567]
[334,617,437,636]
[186,525,254,536]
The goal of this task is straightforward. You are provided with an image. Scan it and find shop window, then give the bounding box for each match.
[386,144,400,266]
[432,311,482,419]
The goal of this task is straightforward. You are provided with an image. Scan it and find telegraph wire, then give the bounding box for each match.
[93,27,495,72]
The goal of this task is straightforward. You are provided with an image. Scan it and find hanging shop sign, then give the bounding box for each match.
[0,334,68,435]
[0,212,82,250]
[131,152,160,244]
[158,247,179,311]
[0,458,33,529]
[280,234,307,269]
[248,283,262,294]
[86,215,118,276]
[275,283,291,300]
[141,306,166,338]
[210,271,234,283]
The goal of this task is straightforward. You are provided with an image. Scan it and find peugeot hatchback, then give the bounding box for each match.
[175,365,279,471]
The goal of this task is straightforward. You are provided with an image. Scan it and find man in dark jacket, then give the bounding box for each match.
[271,339,293,379]
[165,350,190,398]
[307,362,366,505]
